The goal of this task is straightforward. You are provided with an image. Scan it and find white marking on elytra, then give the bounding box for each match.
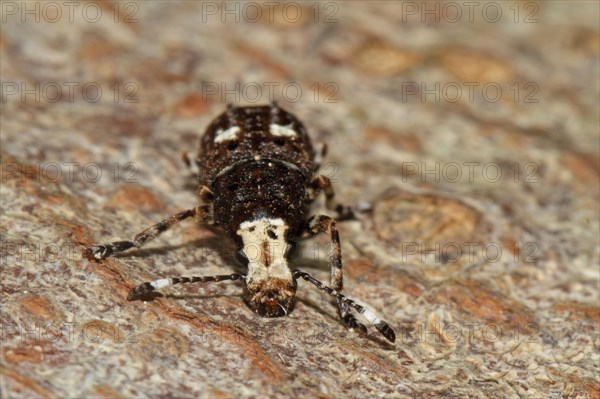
[237,218,292,284]
[269,123,297,137]
[214,126,241,143]
[150,278,172,290]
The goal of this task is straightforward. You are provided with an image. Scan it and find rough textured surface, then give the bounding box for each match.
[1,2,599,398]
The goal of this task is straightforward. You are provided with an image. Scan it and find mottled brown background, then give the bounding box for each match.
[1,1,599,398]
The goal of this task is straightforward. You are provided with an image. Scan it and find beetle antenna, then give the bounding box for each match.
[293,270,395,343]
[127,273,245,301]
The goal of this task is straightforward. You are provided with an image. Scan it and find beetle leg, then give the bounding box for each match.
[85,205,212,260]
[308,175,361,221]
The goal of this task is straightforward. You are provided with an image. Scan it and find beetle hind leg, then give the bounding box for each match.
[85,205,213,260]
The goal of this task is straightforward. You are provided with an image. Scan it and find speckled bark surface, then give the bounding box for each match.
[1,2,599,398]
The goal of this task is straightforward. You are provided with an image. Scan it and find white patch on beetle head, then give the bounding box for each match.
[237,217,292,283]
[269,123,297,137]
[214,126,241,143]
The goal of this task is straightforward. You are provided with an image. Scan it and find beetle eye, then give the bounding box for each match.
[285,241,298,259]
[234,250,248,266]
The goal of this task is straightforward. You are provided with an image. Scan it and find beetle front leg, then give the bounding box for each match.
[303,215,367,335]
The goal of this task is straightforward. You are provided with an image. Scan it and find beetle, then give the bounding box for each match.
[86,102,395,343]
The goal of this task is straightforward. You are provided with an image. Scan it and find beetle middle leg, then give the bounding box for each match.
[86,205,213,260]
[303,215,367,335]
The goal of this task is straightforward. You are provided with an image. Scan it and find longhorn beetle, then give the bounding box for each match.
[86,103,395,343]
